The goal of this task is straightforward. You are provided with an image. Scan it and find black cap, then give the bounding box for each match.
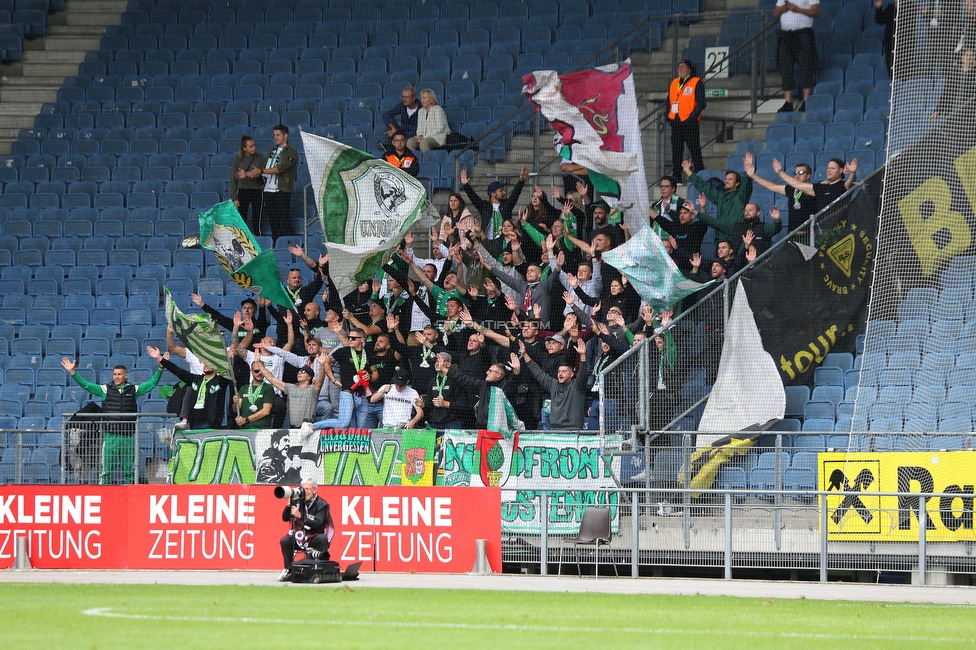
[392,367,410,386]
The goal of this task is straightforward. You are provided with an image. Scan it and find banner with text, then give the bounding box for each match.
[438,431,622,535]
[170,428,436,487]
[0,485,499,572]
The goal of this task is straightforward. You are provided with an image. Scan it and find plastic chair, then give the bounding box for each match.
[557,507,616,578]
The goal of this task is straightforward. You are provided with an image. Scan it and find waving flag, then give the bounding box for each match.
[164,288,233,379]
[601,223,712,312]
[300,131,437,296]
[523,59,648,233]
[197,200,296,310]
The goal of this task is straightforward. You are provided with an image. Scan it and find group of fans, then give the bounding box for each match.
[68,143,861,438]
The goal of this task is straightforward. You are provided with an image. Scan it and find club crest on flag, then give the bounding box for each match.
[474,430,519,488]
[301,131,438,296]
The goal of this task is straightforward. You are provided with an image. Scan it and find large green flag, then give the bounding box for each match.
[197,200,296,310]
[164,288,233,379]
[601,223,713,313]
[300,131,438,296]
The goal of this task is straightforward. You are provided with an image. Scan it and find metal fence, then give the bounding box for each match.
[502,483,976,585]
[0,412,178,485]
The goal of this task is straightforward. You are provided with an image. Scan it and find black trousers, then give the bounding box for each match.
[280,532,330,570]
[670,119,704,177]
[264,190,293,242]
[237,188,264,237]
[777,28,817,92]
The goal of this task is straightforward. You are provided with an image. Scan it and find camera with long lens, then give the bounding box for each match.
[274,486,303,501]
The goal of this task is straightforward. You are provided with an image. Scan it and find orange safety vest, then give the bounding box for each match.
[384,150,417,171]
[668,76,701,121]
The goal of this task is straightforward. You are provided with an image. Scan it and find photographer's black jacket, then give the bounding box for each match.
[282,495,332,537]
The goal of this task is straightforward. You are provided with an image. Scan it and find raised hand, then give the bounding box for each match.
[681,160,693,175]
[743,152,755,175]
[770,206,781,222]
[551,185,562,200]
[468,283,479,298]
[190,292,204,307]
[575,337,586,356]
[233,311,243,327]
[742,229,755,247]
[772,157,783,174]
[698,192,707,211]
[460,168,470,185]
[567,273,579,288]
[519,166,528,182]
[283,310,293,325]
[404,230,415,248]
[61,357,77,373]
[563,290,575,306]
[509,352,521,372]
[386,313,399,331]
[504,294,517,312]
[533,303,542,320]
[691,252,702,268]
[146,345,162,360]
[576,181,589,197]
[288,244,304,258]
[518,206,529,223]
[746,246,757,262]
[845,158,858,174]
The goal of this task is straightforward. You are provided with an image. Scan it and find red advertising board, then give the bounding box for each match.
[0,485,501,573]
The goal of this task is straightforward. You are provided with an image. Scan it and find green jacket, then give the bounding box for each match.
[690,172,753,238]
[70,368,163,400]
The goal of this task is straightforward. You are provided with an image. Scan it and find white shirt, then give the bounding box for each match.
[381,385,420,428]
[777,0,818,31]
[263,146,283,192]
[244,350,284,396]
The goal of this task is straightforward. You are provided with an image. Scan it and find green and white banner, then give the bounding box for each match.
[439,431,623,534]
[164,288,234,379]
[197,200,296,310]
[300,131,438,296]
[169,428,436,487]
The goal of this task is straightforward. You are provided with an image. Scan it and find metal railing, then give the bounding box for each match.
[504,484,976,584]
[0,412,184,485]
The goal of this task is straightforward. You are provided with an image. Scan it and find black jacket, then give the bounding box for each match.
[282,494,332,538]
[463,178,526,235]
[161,358,232,429]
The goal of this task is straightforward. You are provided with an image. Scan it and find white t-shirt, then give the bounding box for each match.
[381,385,420,428]
[777,0,818,31]
[263,146,283,192]
[244,350,284,395]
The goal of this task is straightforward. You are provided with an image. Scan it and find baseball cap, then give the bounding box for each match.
[297,365,315,377]
[487,180,504,194]
[437,352,452,364]
[545,334,566,345]
[392,368,410,385]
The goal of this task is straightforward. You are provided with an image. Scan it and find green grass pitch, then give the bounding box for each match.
[1,583,973,649]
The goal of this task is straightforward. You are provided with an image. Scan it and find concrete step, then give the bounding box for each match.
[40,36,102,51]
[22,50,91,64]
[0,87,58,103]
[46,24,108,36]
[0,102,46,116]
[0,75,64,87]
[21,62,80,77]
[64,12,126,27]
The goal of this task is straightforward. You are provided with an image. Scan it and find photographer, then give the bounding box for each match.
[279,478,333,582]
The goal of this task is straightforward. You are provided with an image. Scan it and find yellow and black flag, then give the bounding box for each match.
[680,419,780,497]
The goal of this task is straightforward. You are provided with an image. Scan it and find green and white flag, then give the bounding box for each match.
[601,223,713,313]
[197,200,296,310]
[164,288,233,379]
[485,386,523,439]
[300,131,438,296]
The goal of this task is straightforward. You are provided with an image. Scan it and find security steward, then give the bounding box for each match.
[668,59,706,181]
[382,131,419,178]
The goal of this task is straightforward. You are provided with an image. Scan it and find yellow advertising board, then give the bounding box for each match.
[819,453,976,541]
